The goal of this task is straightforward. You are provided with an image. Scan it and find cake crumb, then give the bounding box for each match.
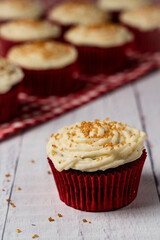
[47,171,51,175]
[31,160,35,163]
[6,180,10,182]
[32,234,39,239]
[82,219,87,223]
[16,229,21,233]
[150,144,153,148]
[31,224,36,226]
[5,174,10,178]
[17,187,21,191]
[2,189,5,191]
[48,217,55,222]
[57,213,63,217]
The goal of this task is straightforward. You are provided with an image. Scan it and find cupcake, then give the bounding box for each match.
[47,118,147,212]
[0,19,61,56]
[48,1,110,34]
[98,0,151,22]
[0,57,24,123]
[64,23,133,74]
[0,0,44,23]
[7,41,78,97]
[120,6,160,52]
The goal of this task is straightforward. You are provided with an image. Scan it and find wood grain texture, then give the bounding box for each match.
[0,72,160,240]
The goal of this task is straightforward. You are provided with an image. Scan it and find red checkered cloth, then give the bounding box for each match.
[0,51,160,141]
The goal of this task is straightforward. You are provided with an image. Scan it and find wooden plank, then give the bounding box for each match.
[0,134,22,239]
[1,79,160,239]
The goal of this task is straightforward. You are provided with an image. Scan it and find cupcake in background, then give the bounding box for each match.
[0,0,44,23]
[97,0,151,22]
[120,6,160,52]
[7,41,78,97]
[48,1,110,34]
[47,118,147,211]
[0,57,24,123]
[64,23,133,74]
[0,19,61,56]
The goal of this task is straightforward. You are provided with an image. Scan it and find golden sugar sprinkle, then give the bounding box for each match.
[16,229,21,233]
[57,213,63,217]
[32,234,39,239]
[48,217,55,222]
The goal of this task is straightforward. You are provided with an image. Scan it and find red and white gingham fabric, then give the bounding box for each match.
[0,51,160,141]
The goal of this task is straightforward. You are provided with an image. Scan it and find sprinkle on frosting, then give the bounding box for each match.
[48,1,109,25]
[0,19,61,41]
[120,6,160,31]
[7,41,78,69]
[0,57,23,94]
[64,23,133,47]
[47,118,146,172]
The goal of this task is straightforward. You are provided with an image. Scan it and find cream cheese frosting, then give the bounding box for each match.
[0,57,23,94]
[48,1,109,25]
[120,6,160,31]
[98,0,151,11]
[7,41,78,70]
[47,118,146,172]
[64,24,133,47]
[0,19,61,41]
[0,0,44,21]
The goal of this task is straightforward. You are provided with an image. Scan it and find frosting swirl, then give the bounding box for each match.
[47,119,146,172]
[0,57,23,94]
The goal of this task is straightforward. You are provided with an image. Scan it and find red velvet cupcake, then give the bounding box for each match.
[0,57,24,123]
[7,41,78,97]
[47,118,147,212]
[120,5,160,52]
[0,19,61,57]
[64,23,133,74]
[47,1,110,36]
[0,0,44,24]
[97,0,151,22]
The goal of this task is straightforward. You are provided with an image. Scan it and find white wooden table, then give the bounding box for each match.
[0,70,160,240]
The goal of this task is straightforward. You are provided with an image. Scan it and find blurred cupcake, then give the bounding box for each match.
[120,6,160,52]
[64,23,133,74]
[0,57,24,123]
[47,118,147,211]
[48,1,110,34]
[98,0,151,22]
[0,0,44,23]
[0,19,61,56]
[7,41,78,97]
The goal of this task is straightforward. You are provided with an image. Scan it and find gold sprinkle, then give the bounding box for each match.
[82,219,87,223]
[10,202,16,208]
[89,221,91,224]
[31,160,35,163]
[16,229,21,233]
[47,171,51,175]
[51,134,54,138]
[17,187,21,191]
[150,144,153,148]
[6,199,11,202]
[48,217,55,222]
[57,213,63,217]
[5,174,10,178]
[32,234,39,239]
[2,189,5,191]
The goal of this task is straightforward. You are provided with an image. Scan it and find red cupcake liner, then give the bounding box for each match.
[74,42,133,75]
[21,61,78,97]
[48,149,146,212]
[122,24,160,53]
[0,35,62,57]
[0,82,22,123]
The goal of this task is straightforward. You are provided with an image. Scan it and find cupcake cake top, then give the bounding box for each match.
[7,41,78,70]
[120,6,160,31]
[0,0,44,21]
[98,0,151,11]
[0,19,61,41]
[0,57,23,94]
[64,23,133,47]
[48,1,109,25]
[47,118,146,172]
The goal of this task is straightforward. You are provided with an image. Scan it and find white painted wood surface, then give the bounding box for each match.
[0,70,160,240]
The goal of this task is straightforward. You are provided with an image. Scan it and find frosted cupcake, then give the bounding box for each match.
[47,118,147,211]
[48,1,110,34]
[0,57,24,123]
[7,41,78,96]
[65,23,133,74]
[120,6,160,52]
[0,19,61,56]
[0,0,44,23]
[98,0,151,22]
